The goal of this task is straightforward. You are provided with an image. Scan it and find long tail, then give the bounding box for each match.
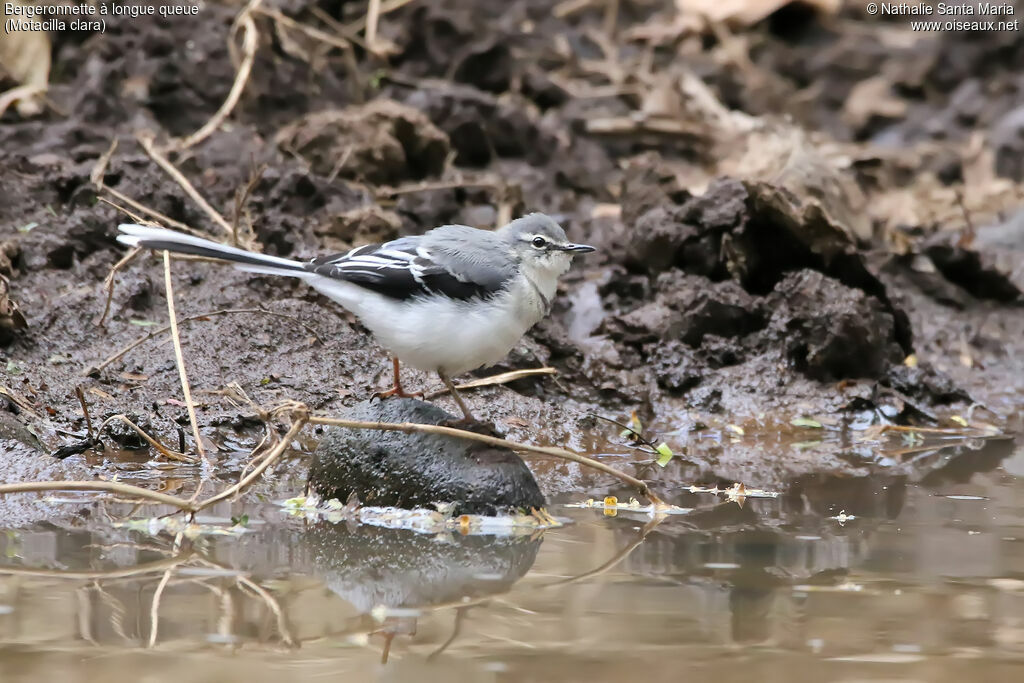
[116,224,309,277]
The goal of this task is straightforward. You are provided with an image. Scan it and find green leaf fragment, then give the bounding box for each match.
[129,319,159,327]
[655,442,674,467]
[791,417,824,429]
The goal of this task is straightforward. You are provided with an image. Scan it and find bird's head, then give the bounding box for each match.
[498,213,596,278]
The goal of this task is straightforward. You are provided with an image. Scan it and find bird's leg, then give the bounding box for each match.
[438,371,476,422]
[375,357,422,399]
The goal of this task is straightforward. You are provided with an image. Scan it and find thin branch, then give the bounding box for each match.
[75,386,95,441]
[163,252,206,461]
[0,481,194,510]
[92,245,141,327]
[0,554,192,579]
[195,414,307,510]
[98,195,204,237]
[342,0,416,36]
[365,0,382,52]
[137,133,234,237]
[148,567,174,647]
[253,7,352,51]
[95,414,195,463]
[84,307,323,375]
[306,414,662,504]
[232,163,266,247]
[424,367,557,399]
[173,0,261,151]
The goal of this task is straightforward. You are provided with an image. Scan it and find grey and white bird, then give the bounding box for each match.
[116,214,595,422]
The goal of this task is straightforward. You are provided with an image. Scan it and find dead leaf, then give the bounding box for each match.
[0,0,51,116]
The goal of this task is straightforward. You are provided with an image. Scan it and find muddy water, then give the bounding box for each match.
[1,433,1023,682]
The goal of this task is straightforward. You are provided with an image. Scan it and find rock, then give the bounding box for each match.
[402,83,556,166]
[769,270,904,382]
[991,105,1024,181]
[308,399,545,514]
[274,100,449,185]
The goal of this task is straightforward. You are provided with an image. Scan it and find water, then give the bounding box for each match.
[1,434,1023,681]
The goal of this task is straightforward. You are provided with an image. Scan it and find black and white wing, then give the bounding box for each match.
[304,229,513,301]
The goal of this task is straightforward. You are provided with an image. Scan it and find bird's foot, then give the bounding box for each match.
[372,386,424,400]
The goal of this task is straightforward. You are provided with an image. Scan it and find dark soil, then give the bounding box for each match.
[2,0,1023,497]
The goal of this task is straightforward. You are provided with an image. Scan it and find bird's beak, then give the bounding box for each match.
[563,243,596,253]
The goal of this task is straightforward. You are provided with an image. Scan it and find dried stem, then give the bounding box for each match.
[138,133,234,237]
[95,414,194,463]
[197,414,308,509]
[163,251,206,461]
[0,481,194,510]
[424,367,556,399]
[254,7,351,51]
[173,0,261,151]
[148,567,174,647]
[365,0,382,52]
[232,163,266,247]
[75,385,95,441]
[98,195,203,236]
[92,245,141,327]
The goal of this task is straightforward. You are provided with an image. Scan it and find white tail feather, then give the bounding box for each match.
[116,224,305,273]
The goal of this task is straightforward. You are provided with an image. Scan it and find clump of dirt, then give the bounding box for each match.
[275,100,450,184]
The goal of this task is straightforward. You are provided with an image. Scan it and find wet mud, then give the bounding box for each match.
[1,0,1023,505]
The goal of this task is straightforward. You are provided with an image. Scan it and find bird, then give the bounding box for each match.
[116,213,596,422]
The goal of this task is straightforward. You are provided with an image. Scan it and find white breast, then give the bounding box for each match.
[307,274,549,376]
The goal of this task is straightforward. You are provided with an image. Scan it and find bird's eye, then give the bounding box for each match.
[531,236,547,249]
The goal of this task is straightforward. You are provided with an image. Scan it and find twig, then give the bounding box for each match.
[0,481,193,510]
[98,195,204,237]
[163,252,206,461]
[148,567,174,647]
[137,133,234,237]
[173,0,261,151]
[424,367,557,399]
[75,386,95,441]
[232,163,266,247]
[342,0,416,36]
[92,245,140,327]
[89,138,119,188]
[365,0,382,52]
[307,413,662,503]
[196,413,308,509]
[95,414,194,463]
[253,7,352,51]
[236,574,297,647]
[0,554,192,579]
[84,307,323,375]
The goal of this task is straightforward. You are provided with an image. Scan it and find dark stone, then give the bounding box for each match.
[769,270,904,382]
[308,399,545,514]
[885,364,970,405]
